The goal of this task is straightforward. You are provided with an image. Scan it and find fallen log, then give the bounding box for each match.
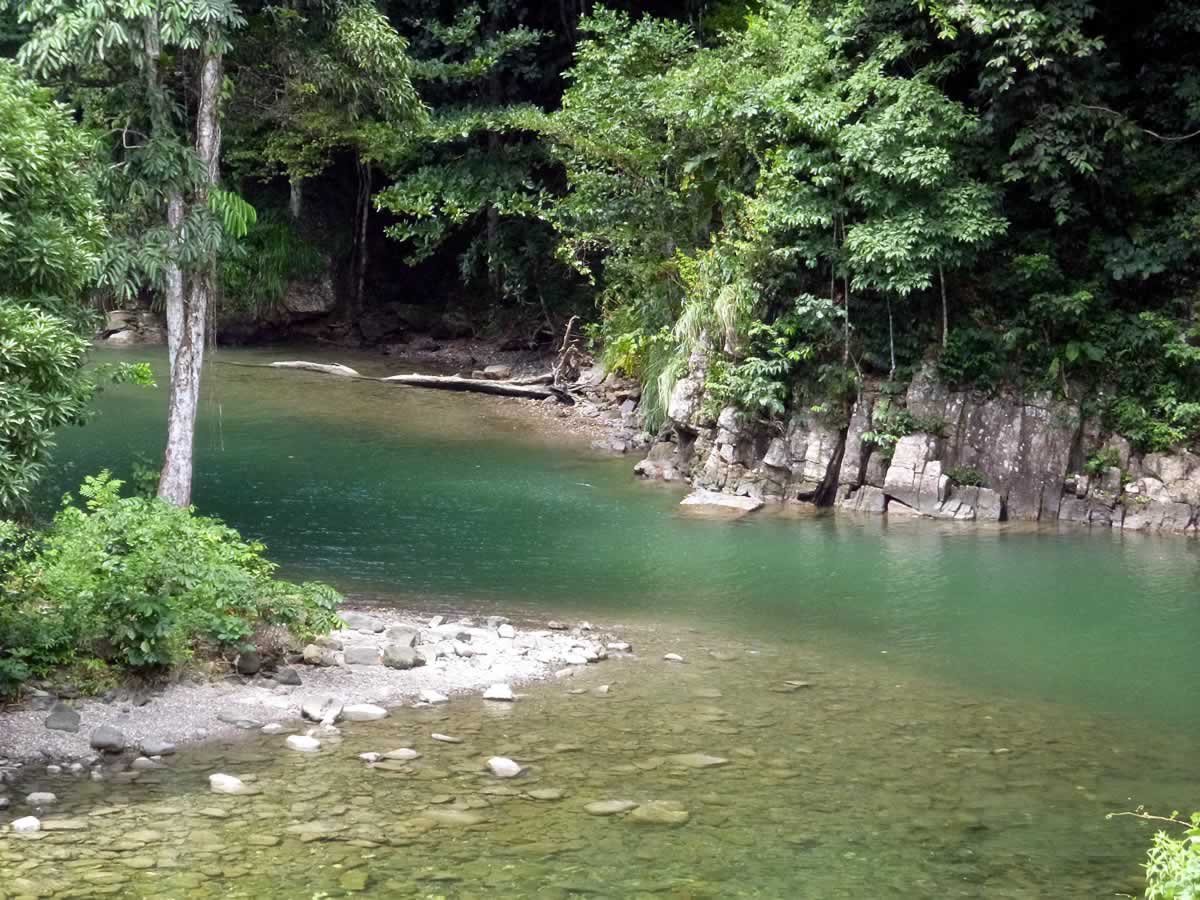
[380,372,572,403]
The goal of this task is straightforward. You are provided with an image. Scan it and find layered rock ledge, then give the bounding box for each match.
[635,358,1199,533]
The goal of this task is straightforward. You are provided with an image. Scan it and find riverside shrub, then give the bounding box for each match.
[0,473,341,694]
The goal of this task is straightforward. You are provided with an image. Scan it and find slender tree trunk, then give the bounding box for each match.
[351,153,370,318]
[939,262,948,348]
[288,177,303,220]
[485,1,502,297]
[887,297,896,380]
[159,40,223,507]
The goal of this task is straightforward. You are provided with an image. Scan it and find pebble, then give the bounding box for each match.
[498,623,516,639]
[45,764,62,775]
[261,723,286,735]
[358,752,382,763]
[482,683,514,702]
[431,734,462,744]
[11,816,41,834]
[26,792,56,806]
[487,756,522,778]
[286,735,321,752]
[607,642,631,652]
[129,757,164,771]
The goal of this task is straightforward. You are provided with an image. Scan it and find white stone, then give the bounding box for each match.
[564,652,589,666]
[358,752,382,763]
[482,684,514,702]
[300,694,343,724]
[286,735,321,753]
[431,733,462,744]
[663,653,685,663]
[11,816,40,834]
[261,723,286,735]
[382,748,421,761]
[418,689,448,704]
[679,490,764,512]
[26,792,56,806]
[45,765,61,775]
[497,623,516,639]
[342,703,388,722]
[607,642,631,652]
[487,756,522,778]
[208,774,249,795]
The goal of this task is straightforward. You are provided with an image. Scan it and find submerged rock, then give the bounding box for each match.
[139,738,176,756]
[286,735,321,753]
[343,703,388,722]
[431,733,463,744]
[629,800,690,826]
[663,653,685,663]
[667,753,729,769]
[26,792,56,806]
[11,816,40,834]
[382,748,421,761]
[584,800,638,816]
[482,684,514,702]
[208,773,251,795]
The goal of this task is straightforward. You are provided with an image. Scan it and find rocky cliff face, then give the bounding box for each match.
[634,359,1199,534]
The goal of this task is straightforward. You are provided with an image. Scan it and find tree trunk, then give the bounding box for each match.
[288,177,303,220]
[158,40,223,507]
[939,263,948,348]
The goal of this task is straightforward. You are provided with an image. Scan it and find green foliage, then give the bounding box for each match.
[221,213,325,319]
[946,465,986,487]
[0,473,342,693]
[1144,812,1200,900]
[863,400,946,459]
[1084,447,1121,477]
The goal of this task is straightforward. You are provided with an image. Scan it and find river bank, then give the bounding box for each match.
[0,607,630,769]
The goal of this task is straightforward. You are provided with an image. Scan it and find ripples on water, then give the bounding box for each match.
[12,346,1198,897]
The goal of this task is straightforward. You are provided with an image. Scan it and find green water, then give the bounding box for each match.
[6,345,1198,898]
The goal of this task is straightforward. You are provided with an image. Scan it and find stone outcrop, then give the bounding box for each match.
[634,357,1200,533]
[97,309,166,346]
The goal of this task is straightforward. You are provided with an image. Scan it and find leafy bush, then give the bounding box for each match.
[1084,447,1121,477]
[1145,812,1200,900]
[221,212,325,319]
[0,473,341,694]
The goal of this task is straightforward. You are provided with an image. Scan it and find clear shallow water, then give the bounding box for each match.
[8,345,1198,897]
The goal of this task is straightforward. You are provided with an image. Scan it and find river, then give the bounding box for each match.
[9,345,1199,898]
